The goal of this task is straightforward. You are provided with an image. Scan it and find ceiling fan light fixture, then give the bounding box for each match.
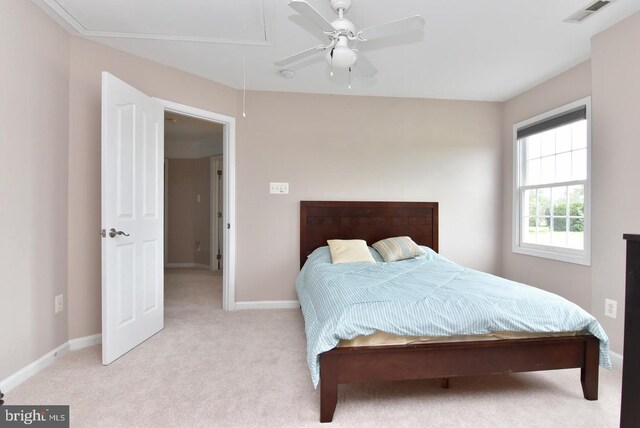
[326,45,357,69]
[326,36,357,69]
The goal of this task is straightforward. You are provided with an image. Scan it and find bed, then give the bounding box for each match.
[297,201,609,423]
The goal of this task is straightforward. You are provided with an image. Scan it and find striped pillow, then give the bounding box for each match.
[372,236,425,262]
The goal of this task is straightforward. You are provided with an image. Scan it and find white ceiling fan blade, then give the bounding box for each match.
[354,53,377,78]
[274,45,327,67]
[359,15,425,41]
[288,0,335,33]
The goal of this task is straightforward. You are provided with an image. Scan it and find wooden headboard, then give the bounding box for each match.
[300,201,439,268]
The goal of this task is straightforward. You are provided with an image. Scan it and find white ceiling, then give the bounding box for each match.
[35,0,640,101]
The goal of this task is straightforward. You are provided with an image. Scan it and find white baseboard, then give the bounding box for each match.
[69,334,102,351]
[165,263,210,269]
[0,342,70,393]
[0,334,102,393]
[235,300,300,310]
[609,351,623,371]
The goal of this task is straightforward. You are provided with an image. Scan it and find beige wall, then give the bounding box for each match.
[59,33,502,334]
[66,35,502,326]
[236,91,503,301]
[500,12,640,355]
[167,158,211,266]
[590,13,640,354]
[500,61,593,310]
[0,0,70,381]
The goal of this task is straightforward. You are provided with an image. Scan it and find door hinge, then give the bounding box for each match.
[217,170,222,176]
[217,212,222,218]
[216,254,222,260]
[101,229,106,238]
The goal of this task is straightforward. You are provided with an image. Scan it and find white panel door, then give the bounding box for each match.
[101,72,164,365]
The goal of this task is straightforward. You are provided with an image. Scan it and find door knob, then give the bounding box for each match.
[109,228,130,238]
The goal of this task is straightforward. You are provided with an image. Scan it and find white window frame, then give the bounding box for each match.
[512,97,591,266]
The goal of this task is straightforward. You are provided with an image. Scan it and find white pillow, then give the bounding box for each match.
[372,236,425,262]
[327,239,376,264]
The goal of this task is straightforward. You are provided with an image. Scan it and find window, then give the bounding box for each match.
[512,97,591,265]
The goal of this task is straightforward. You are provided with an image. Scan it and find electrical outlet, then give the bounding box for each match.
[604,298,617,319]
[55,294,64,314]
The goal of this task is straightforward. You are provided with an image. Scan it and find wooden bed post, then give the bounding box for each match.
[320,352,339,423]
[581,336,599,400]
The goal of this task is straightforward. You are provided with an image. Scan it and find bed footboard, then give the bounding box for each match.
[319,335,599,423]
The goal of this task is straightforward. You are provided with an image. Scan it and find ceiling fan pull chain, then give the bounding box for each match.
[242,58,247,118]
[242,16,247,118]
[348,67,352,89]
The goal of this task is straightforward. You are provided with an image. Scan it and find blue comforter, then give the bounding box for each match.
[295,246,611,387]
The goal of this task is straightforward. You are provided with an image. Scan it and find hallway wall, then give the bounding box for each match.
[167,158,211,267]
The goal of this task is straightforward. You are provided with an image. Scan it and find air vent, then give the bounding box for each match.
[585,1,611,12]
[564,0,615,23]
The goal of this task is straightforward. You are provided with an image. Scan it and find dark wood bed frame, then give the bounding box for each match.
[300,201,600,423]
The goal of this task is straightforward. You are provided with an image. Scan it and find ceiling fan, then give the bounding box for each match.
[274,0,425,86]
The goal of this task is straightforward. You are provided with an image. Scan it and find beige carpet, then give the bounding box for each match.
[6,269,621,427]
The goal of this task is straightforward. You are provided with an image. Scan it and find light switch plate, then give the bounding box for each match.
[55,294,64,314]
[270,182,289,194]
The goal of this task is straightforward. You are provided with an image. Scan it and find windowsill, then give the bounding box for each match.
[512,245,591,266]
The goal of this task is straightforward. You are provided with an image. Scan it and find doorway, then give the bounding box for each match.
[164,112,222,276]
[101,73,236,365]
[158,99,236,311]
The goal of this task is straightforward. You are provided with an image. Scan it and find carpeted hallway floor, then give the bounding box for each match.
[6,268,622,427]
